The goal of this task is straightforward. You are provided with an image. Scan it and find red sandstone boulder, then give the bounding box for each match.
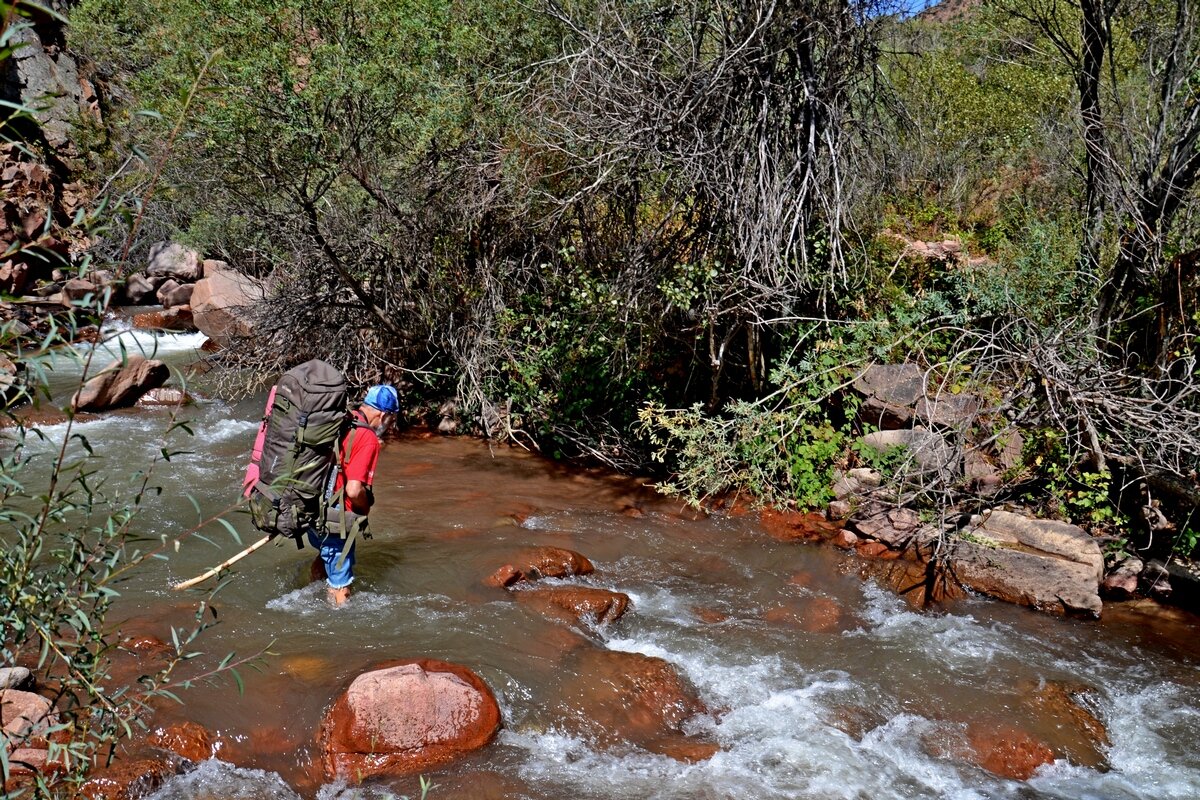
[1,689,56,748]
[159,282,194,309]
[154,279,180,305]
[850,507,927,550]
[832,529,858,549]
[190,264,264,345]
[855,540,895,559]
[2,747,66,794]
[147,721,215,763]
[1101,556,1143,599]
[1,353,21,406]
[949,510,1104,617]
[514,586,630,626]
[131,307,195,332]
[71,356,170,411]
[0,692,60,794]
[318,659,501,782]
[121,273,158,304]
[485,547,594,587]
[61,277,98,306]
[0,261,31,295]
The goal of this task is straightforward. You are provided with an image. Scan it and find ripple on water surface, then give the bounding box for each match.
[44,427,1200,800]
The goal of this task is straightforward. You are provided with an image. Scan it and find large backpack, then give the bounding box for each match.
[244,359,352,544]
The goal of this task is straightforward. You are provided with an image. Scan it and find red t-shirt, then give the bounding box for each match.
[333,411,380,514]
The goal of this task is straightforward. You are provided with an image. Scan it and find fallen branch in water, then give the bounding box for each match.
[171,534,272,590]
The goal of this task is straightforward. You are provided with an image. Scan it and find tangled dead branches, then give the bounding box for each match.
[941,318,1200,505]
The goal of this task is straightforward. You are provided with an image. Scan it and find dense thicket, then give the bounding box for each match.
[67,0,1200,554]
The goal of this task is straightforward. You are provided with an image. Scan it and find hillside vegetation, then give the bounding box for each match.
[49,0,1200,558]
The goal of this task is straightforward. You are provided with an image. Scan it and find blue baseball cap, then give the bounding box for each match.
[364,384,399,413]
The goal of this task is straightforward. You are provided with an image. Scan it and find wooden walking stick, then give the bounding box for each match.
[171,534,273,590]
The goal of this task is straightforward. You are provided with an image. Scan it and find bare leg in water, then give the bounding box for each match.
[310,558,350,605]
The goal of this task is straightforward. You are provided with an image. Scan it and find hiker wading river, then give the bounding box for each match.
[308,384,399,605]
[240,359,400,606]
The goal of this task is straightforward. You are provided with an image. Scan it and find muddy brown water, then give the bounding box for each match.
[15,324,1200,800]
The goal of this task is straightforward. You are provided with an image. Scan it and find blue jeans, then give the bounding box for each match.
[307,527,356,589]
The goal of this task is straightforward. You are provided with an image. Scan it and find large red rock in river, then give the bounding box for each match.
[515,585,630,626]
[71,355,168,411]
[318,659,501,782]
[485,546,594,587]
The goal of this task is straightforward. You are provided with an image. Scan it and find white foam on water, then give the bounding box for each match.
[619,584,695,621]
[22,412,157,442]
[851,581,1015,667]
[265,585,461,623]
[144,759,300,800]
[317,779,428,800]
[519,512,559,530]
[1028,681,1200,800]
[86,320,209,361]
[265,583,334,616]
[604,634,795,708]
[204,417,259,442]
[499,728,699,799]
[504,681,1014,800]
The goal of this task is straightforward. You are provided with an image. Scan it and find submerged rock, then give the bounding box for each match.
[147,721,216,763]
[1019,680,1110,770]
[762,596,845,633]
[131,307,196,332]
[514,585,630,626]
[485,547,594,587]
[964,721,1055,780]
[80,757,178,800]
[759,508,840,542]
[318,659,501,782]
[554,647,716,762]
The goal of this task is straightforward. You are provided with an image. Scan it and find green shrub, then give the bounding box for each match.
[2,9,248,792]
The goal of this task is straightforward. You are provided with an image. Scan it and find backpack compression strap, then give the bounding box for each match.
[330,424,371,572]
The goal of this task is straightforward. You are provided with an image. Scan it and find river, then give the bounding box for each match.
[15,323,1200,800]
